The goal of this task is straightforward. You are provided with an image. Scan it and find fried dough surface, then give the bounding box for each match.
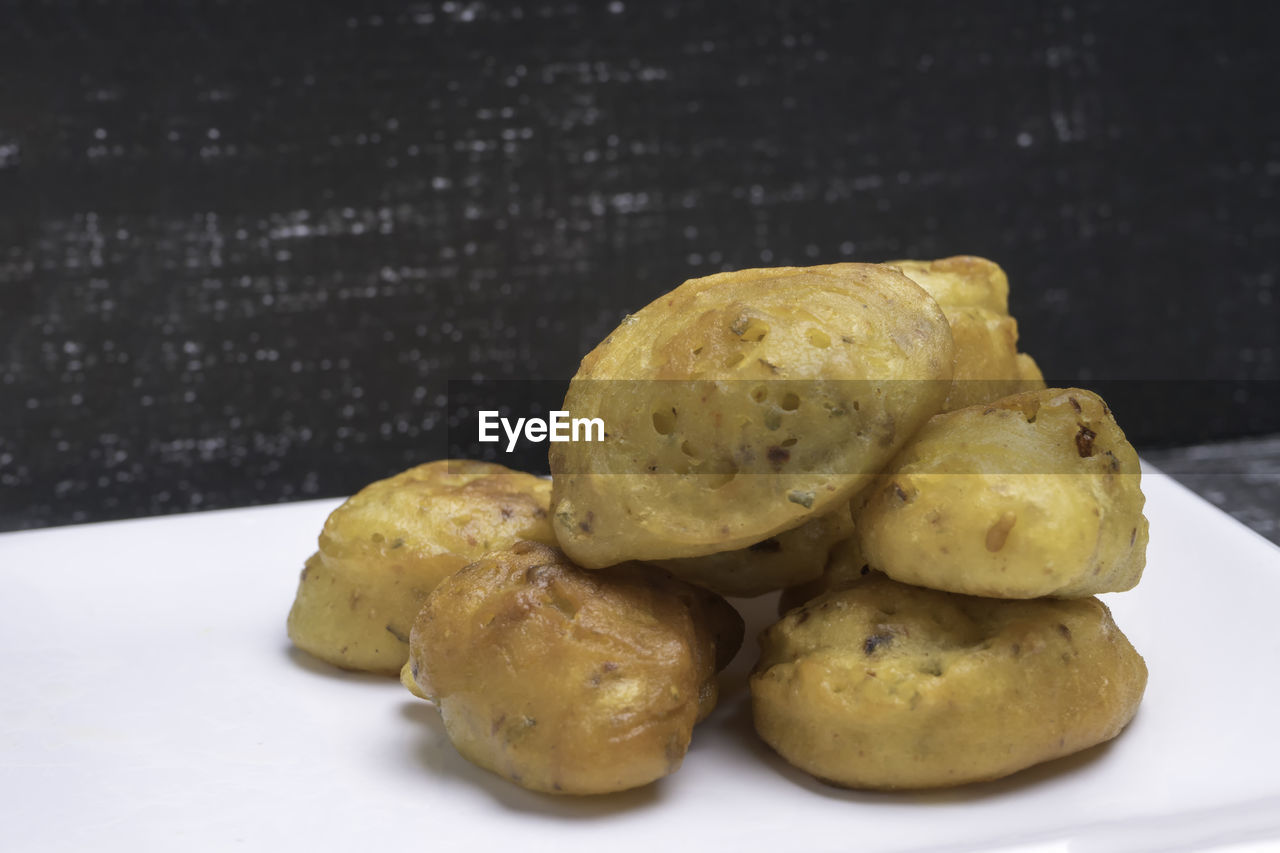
[406,542,743,794]
[856,388,1148,598]
[287,460,555,674]
[752,573,1147,789]
[551,263,954,568]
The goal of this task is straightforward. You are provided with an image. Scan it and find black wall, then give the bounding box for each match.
[2,1,1277,530]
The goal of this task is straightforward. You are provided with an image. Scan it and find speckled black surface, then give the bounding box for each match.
[2,1,1278,531]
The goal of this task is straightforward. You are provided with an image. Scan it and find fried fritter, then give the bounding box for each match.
[855,388,1148,598]
[550,263,954,568]
[752,573,1147,789]
[405,541,743,794]
[287,460,555,674]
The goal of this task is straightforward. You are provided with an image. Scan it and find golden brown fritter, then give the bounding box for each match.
[287,460,555,674]
[753,573,1147,789]
[550,263,954,569]
[855,388,1148,599]
[405,541,743,794]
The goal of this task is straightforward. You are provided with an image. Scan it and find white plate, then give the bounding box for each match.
[3,465,1279,853]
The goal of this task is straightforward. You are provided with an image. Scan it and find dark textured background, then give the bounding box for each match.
[2,1,1278,530]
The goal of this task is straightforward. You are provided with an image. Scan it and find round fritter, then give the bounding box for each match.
[287,460,555,675]
[886,256,1045,411]
[550,263,954,568]
[652,502,856,598]
[752,573,1148,790]
[406,541,744,794]
[855,388,1148,599]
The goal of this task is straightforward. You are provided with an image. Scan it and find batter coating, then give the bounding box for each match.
[856,388,1148,598]
[752,573,1148,789]
[287,460,555,674]
[551,263,954,568]
[407,542,743,794]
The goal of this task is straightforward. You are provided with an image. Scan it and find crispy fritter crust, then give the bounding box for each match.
[407,542,743,794]
[551,263,954,568]
[753,573,1147,789]
[287,460,555,674]
[855,388,1148,598]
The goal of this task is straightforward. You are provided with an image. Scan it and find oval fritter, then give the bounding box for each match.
[855,388,1148,598]
[287,460,555,675]
[406,542,743,794]
[550,263,954,568]
[752,573,1147,789]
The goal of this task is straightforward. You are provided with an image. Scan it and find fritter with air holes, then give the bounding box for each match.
[550,263,954,571]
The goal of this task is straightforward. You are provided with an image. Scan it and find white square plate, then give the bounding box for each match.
[3,465,1279,852]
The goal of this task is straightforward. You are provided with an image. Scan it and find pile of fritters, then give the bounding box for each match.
[287,256,1149,795]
